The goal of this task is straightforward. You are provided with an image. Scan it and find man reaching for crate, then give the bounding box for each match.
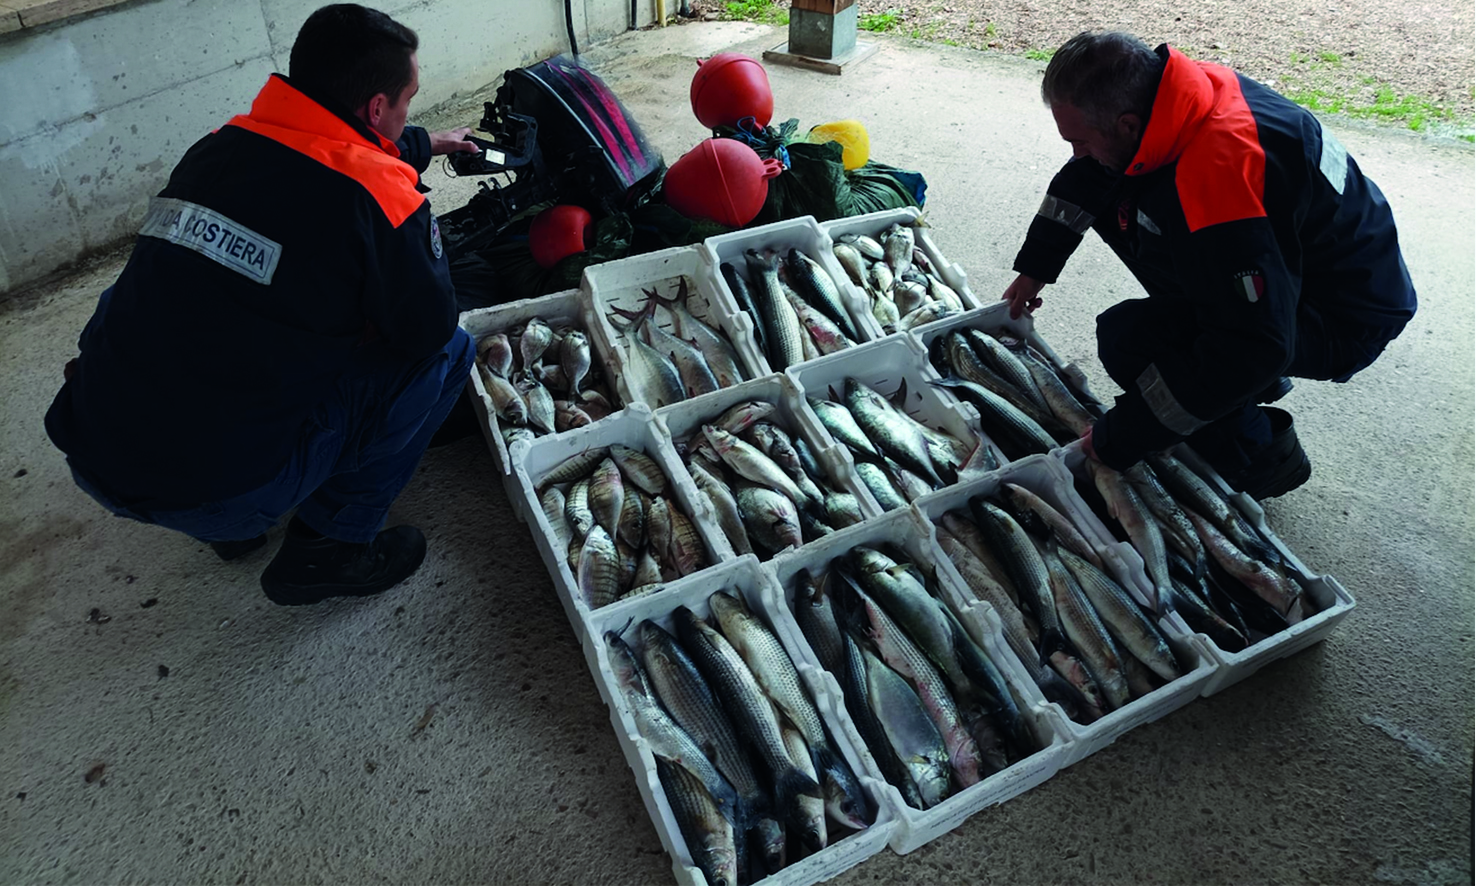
[44,4,482,605]
[1001,31,1416,499]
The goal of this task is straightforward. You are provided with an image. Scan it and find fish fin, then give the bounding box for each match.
[773,765,821,817]
[888,377,910,411]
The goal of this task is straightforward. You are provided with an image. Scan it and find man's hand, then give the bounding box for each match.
[1002,273,1046,320]
[429,127,477,156]
[1080,424,1100,462]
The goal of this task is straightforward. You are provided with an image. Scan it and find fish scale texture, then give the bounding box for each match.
[2,22,1473,886]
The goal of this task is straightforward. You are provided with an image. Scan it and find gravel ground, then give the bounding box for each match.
[697,0,1475,133]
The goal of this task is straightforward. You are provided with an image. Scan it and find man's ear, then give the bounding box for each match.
[363,93,390,129]
[1117,112,1143,141]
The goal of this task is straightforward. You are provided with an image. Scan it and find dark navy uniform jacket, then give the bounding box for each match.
[45,74,456,508]
[1014,46,1417,469]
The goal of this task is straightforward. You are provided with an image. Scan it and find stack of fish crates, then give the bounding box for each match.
[458,210,1356,885]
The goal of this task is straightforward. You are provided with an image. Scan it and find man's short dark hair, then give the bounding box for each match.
[289,4,418,113]
[1041,31,1163,131]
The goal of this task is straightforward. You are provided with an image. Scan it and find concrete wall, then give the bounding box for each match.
[0,0,656,295]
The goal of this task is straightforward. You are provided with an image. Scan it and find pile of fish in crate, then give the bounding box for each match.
[461,208,1357,886]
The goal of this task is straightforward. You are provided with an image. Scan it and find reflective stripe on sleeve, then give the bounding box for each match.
[1037,195,1096,234]
[1135,363,1208,436]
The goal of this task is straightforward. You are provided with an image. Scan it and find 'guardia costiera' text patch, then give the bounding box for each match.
[138,197,282,285]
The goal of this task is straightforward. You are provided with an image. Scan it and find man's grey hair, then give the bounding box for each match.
[1041,31,1163,131]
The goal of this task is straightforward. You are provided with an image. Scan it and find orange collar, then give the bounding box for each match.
[232,75,402,158]
[224,76,424,227]
[1126,47,1214,177]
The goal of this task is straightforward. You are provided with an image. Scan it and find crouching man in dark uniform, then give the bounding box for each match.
[1002,31,1417,498]
[45,4,481,605]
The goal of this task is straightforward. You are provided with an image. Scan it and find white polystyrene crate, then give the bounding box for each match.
[460,289,626,520]
[509,404,734,647]
[585,555,896,886]
[699,215,885,368]
[1161,445,1357,696]
[820,206,984,313]
[580,245,767,410]
[767,506,1072,854]
[654,372,886,549]
[786,335,997,500]
[911,459,1219,768]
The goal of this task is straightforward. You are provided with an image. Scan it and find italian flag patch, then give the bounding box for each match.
[1233,270,1266,303]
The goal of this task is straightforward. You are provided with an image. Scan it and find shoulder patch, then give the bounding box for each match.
[1319,128,1349,195]
[429,214,443,259]
[1232,269,1265,303]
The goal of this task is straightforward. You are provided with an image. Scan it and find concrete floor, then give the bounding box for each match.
[2,22,1472,886]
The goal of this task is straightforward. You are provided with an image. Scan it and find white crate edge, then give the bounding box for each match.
[586,555,897,886]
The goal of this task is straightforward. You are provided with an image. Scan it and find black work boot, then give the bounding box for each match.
[1223,407,1311,500]
[209,534,268,561]
[260,517,427,606]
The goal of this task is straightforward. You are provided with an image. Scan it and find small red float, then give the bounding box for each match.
[528,204,594,269]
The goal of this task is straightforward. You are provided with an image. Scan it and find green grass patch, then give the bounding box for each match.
[722,0,787,25]
[859,10,902,32]
[1024,48,1054,61]
[1285,82,1467,133]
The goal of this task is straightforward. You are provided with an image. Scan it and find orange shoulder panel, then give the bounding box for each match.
[225,77,425,229]
[1175,65,1267,233]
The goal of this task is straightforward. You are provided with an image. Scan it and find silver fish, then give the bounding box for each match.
[621,319,686,407]
[655,758,739,886]
[713,399,777,436]
[617,486,647,548]
[1042,546,1130,710]
[480,365,527,426]
[673,607,820,814]
[578,525,621,608]
[745,249,807,371]
[610,445,668,496]
[553,400,593,432]
[587,457,625,538]
[782,724,827,853]
[1057,546,1183,683]
[667,507,707,577]
[539,486,571,551]
[785,288,854,355]
[1088,460,1173,616]
[690,459,752,556]
[643,314,720,398]
[844,378,943,487]
[519,317,554,369]
[881,223,915,278]
[735,482,804,554]
[855,461,908,512]
[785,248,859,341]
[540,447,609,487]
[516,373,557,434]
[861,644,950,808]
[477,333,514,377]
[659,285,745,389]
[824,490,865,528]
[606,631,740,821]
[807,397,880,459]
[703,425,814,508]
[850,233,885,261]
[565,477,594,540]
[559,330,591,397]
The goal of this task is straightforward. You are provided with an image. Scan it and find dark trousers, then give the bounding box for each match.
[1095,298,1401,471]
[71,326,476,545]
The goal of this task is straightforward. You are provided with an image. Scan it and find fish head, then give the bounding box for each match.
[822,772,871,830]
[603,630,640,686]
[698,843,739,886]
[850,546,893,575]
[754,816,786,874]
[911,753,953,807]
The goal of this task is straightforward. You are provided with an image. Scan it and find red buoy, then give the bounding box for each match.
[664,138,783,228]
[528,205,594,269]
[690,53,774,130]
